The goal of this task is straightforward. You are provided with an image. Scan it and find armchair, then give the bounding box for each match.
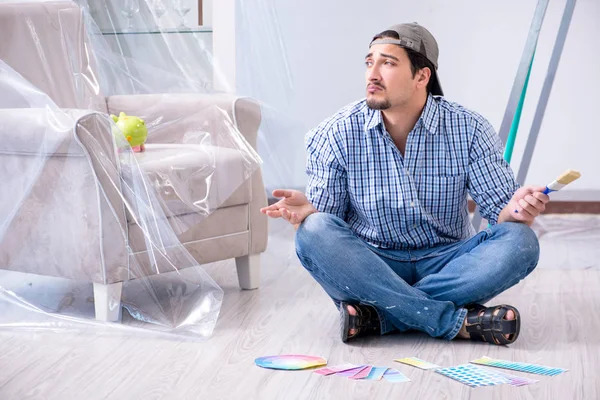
[0,1,268,323]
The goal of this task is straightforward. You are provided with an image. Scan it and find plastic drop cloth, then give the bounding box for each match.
[0,1,261,339]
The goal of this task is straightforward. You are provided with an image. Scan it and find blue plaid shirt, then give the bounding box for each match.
[305,94,519,250]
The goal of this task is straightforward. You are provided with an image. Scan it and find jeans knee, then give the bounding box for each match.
[295,212,342,257]
[495,222,540,274]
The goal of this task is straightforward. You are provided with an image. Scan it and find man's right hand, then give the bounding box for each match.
[260,189,318,227]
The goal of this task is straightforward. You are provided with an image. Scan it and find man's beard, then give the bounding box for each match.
[366,97,391,110]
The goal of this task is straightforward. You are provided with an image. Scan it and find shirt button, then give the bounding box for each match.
[410,201,415,207]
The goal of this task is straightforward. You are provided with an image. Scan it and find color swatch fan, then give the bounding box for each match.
[254,355,327,370]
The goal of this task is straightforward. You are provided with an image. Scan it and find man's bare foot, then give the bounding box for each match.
[456,307,516,339]
[346,304,358,337]
[339,302,380,342]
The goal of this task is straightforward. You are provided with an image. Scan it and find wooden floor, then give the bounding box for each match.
[0,216,599,399]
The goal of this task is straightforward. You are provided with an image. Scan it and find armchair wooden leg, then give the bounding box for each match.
[93,282,123,322]
[235,254,261,290]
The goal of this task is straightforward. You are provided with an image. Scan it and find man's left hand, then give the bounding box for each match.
[498,186,550,225]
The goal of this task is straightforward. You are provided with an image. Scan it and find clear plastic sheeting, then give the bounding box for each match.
[0,1,262,339]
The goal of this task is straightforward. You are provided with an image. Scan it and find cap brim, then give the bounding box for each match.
[431,72,443,96]
[431,71,444,96]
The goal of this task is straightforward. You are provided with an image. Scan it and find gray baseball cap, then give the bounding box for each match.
[369,22,443,96]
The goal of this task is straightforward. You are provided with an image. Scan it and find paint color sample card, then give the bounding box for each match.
[471,356,568,376]
[255,355,327,370]
[362,367,388,381]
[436,364,509,388]
[492,369,539,387]
[383,368,411,383]
[334,366,368,378]
[349,366,373,380]
[314,363,359,376]
[395,357,441,370]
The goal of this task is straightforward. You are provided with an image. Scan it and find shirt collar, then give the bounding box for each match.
[420,93,440,135]
[363,93,440,135]
[363,103,383,132]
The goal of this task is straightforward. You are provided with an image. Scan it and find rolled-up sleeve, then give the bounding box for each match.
[467,117,520,224]
[305,126,349,220]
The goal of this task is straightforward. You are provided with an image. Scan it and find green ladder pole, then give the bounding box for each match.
[503,50,535,164]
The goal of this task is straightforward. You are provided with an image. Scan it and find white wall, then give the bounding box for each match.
[235,0,599,199]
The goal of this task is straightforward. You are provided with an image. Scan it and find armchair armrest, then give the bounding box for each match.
[0,108,126,233]
[0,108,97,156]
[0,109,129,284]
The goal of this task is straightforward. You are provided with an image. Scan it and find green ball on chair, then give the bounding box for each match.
[111,112,148,152]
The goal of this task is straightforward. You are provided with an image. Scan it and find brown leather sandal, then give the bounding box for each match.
[339,302,381,343]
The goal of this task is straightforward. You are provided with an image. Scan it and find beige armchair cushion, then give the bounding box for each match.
[130,144,252,220]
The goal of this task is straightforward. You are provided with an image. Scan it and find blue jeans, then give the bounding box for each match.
[295,213,539,340]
